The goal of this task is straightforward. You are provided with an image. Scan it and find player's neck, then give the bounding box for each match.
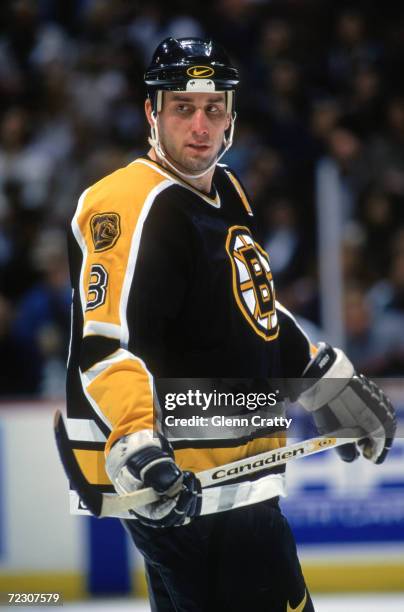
[147,148,214,194]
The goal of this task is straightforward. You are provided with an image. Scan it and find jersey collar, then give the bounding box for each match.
[132,156,221,209]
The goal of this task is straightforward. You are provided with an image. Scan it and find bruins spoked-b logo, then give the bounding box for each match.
[226,226,278,341]
[90,213,121,252]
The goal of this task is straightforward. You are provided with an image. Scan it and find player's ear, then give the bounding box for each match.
[145,98,153,127]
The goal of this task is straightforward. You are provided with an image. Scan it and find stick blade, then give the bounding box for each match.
[53,410,103,517]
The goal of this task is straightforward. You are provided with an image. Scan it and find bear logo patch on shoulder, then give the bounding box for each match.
[90,213,121,252]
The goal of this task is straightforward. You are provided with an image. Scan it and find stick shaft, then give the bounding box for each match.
[98,434,360,517]
[197,435,357,486]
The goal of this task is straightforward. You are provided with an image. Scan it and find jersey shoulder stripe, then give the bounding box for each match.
[222,168,254,216]
[71,160,174,338]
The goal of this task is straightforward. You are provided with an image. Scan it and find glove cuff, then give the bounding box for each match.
[105,429,161,483]
[299,344,355,411]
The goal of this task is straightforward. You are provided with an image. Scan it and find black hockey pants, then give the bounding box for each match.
[124,497,315,612]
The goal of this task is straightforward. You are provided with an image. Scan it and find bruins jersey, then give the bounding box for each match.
[66,156,315,512]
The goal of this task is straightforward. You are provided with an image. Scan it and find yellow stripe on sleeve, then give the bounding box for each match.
[85,356,154,454]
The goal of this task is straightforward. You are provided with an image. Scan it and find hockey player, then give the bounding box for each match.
[66,38,396,611]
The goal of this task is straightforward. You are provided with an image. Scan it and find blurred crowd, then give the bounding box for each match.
[1,0,404,398]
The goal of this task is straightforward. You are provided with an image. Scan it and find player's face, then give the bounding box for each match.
[147,92,230,175]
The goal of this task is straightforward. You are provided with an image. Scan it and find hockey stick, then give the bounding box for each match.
[54,410,361,518]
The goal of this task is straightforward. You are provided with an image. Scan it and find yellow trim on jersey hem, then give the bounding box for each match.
[73,449,111,485]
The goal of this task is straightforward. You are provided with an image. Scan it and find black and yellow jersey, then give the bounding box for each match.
[66,156,315,504]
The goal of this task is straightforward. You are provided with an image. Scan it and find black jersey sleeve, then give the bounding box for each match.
[276,301,316,377]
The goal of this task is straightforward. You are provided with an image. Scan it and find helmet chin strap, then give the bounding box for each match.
[148,110,237,181]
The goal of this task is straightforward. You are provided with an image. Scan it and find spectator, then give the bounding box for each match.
[12,228,71,397]
[262,195,307,286]
[367,96,404,201]
[0,107,54,211]
[344,284,404,375]
[328,9,382,90]
[358,188,394,282]
[0,293,36,396]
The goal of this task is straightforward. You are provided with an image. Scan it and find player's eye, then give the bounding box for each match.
[206,104,225,117]
[176,104,192,113]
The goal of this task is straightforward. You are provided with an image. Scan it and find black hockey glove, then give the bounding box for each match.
[295,344,397,464]
[106,430,202,528]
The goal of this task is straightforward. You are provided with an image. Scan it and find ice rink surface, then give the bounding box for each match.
[3,594,404,611]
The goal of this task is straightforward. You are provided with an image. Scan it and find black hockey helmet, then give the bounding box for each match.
[144,37,239,112]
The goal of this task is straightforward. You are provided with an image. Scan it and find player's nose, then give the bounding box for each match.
[191,108,209,136]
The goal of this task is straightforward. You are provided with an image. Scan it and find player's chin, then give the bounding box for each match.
[184,149,217,170]
[185,159,215,174]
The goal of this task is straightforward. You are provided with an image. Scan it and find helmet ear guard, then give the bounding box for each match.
[150,90,163,114]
